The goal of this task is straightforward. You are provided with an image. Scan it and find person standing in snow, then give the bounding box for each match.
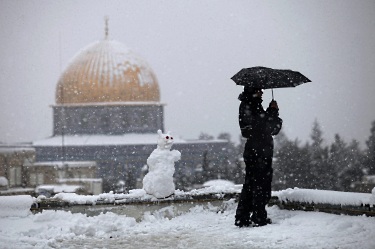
[235,87,282,227]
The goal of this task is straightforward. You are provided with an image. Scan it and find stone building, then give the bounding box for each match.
[0,146,35,189]
[0,146,101,195]
[33,29,233,192]
[25,161,102,195]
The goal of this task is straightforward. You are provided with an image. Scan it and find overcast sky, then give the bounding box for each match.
[0,0,374,148]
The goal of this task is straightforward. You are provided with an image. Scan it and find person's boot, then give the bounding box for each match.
[252,217,272,227]
[235,213,252,228]
[235,206,251,228]
[235,218,251,228]
[251,210,271,227]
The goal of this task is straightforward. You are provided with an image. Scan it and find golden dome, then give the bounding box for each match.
[56,40,160,104]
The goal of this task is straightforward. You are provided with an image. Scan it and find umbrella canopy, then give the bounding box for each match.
[231,66,311,89]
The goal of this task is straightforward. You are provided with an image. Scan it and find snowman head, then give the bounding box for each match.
[157,129,174,150]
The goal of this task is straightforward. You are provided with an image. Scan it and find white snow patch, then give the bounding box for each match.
[0,200,374,249]
[33,134,187,146]
[275,188,375,207]
[203,179,235,188]
[32,134,226,147]
[0,195,35,217]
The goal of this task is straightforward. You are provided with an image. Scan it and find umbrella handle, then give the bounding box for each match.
[272,88,274,100]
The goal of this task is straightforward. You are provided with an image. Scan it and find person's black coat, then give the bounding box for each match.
[238,92,282,148]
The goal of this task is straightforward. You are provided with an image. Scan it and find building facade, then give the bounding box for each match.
[0,146,35,189]
[0,146,101,195]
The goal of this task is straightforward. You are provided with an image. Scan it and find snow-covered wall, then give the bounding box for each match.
[1,187,374,219]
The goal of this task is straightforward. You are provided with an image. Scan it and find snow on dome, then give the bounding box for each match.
[56,39,160,104]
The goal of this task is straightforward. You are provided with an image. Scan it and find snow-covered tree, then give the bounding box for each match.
[308,120,331,189]
[338,139,364,191]
[364,120,375,175]
[198,132,214,140]
[328,134,348,190]
[273,131,311,190]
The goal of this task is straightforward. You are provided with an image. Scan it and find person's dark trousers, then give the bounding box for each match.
[250,166,273,223]
[235,139,273,225]
[235,167,254,225]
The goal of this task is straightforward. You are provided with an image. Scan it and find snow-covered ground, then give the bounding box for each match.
[0,189,375,249]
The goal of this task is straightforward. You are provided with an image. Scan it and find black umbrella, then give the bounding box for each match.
[231,66,311,99]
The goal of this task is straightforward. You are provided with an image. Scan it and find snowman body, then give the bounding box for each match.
[143,130,181,198]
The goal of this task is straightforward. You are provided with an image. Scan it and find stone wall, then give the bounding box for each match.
[53,104,164,135]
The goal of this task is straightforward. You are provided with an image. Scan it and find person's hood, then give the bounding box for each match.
[238,91,263,104]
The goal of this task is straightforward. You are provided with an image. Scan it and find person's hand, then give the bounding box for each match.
[269,100,279,109]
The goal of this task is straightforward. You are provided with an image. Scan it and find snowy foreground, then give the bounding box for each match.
[1,187,375,249]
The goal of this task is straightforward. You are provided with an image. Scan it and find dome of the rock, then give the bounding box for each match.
[56,39,160,104]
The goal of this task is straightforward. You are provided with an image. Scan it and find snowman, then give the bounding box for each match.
[143,130,181,198]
